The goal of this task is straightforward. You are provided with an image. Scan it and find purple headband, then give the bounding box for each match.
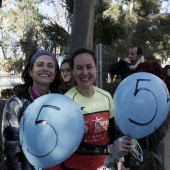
[30,50,58,70]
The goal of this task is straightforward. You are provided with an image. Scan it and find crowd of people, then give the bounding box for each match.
[1,46,170,170]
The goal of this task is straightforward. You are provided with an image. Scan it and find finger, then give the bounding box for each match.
[122,136,132,140]
[122,139,133,145]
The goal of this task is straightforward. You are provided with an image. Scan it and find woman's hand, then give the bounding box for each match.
[108,136,132,157]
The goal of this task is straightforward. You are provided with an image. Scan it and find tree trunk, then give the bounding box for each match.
[129,0,134,15]
[68,0,96,57]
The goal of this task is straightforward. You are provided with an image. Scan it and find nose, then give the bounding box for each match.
[82,68,88,74]
[42,65,49,71]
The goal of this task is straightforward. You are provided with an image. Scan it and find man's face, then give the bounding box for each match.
[128,47,141,64]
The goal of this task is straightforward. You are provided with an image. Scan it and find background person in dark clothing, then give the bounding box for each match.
[108,45,145,80]
[163,65,170,93]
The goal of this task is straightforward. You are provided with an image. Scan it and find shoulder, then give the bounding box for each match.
[94,87,113,112]
[5,95,22,107]
[95,86,112,99]
[65,87,77,99]
[5,95,30,111]
[5,95,29,106]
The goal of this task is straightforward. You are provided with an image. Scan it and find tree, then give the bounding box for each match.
[44,21,69,56]
[0,0,69,73]
[104,0,170,63]
[68,0,97,57]
[94,1,126,45]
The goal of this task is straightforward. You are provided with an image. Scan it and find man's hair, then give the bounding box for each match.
[131,45,143,56]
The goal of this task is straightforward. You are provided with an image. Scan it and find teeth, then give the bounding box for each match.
[81,77,89,81]
[40,74,48,77]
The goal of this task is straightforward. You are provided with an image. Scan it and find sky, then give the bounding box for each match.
[39,1,68,31]
[1,0,170,59]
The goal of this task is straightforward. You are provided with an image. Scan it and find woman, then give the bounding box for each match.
[63,48,132,170]
[60,58,75,93]
[1,50,62,170]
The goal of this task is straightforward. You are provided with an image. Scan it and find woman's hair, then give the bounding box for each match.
[61,57,71,67]
[136,61,163,79]
[71,48,97,69]
[14,50,61,99]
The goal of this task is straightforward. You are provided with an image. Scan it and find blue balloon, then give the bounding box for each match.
[19,94,84,169]
[114,72,170,139]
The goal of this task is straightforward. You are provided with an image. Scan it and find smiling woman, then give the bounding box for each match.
[63,48,133,170]
[1,50,62,170]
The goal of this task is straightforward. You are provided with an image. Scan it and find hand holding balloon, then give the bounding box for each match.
[105,136,132,168]
[108,136,132,158]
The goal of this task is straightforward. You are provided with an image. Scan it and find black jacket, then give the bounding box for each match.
[1,95,35,170]
[108,60,136,80]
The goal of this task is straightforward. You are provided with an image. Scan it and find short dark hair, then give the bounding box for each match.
[71,48,97,68]
[131,45,143,56]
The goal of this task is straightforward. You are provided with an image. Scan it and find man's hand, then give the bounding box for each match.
[124,57,132,64]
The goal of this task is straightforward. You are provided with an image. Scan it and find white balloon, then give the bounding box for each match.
[114,72,170,139]
[19,94,84,168]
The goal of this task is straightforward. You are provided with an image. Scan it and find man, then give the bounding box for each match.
[108,45,145,80]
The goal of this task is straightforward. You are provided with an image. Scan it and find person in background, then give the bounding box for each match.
[137,60,163,79]
[1,50,62,170]
[108,45,145,80]
[59,58,75,93]
[63,48,133,170]
[163,65,170,93]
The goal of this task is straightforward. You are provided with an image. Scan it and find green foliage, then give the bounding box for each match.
[44,21,69,54]
[105,0,170,63]
[0,0,69,73]
[20,27,39,61]
[2,0,170,73]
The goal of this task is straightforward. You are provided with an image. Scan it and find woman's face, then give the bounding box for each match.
[72,53,97,89]
[60,62,72,83]
[29,55,56,88]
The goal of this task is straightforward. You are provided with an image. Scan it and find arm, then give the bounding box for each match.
[109,60,127,75]
[107,102,132,158]
[108,117,117,144]
[2,96,34,170]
